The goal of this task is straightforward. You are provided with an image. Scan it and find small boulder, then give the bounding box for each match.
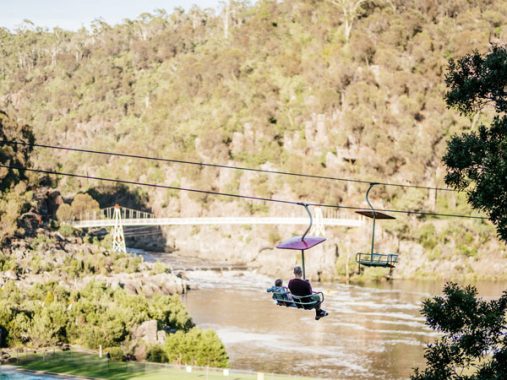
[133,320,158,345]
[157,330,166,345]
[4,271,18,281]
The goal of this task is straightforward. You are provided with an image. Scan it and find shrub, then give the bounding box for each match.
[163,328,228,368]
[417,224,438,251]
[268,229,281,245]
[146,344,167,363]
[58,223,75,237]
[56,203,73,222]
[151,261,169,275]
[105,346,124,361]
[70,194,100,220]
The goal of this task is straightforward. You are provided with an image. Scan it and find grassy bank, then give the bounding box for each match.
[15,351,314,380]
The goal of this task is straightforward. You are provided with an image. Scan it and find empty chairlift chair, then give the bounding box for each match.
[355,183,399,275]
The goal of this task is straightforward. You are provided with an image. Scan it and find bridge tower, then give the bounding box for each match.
[311,207,326,236]
[111,204,127,253]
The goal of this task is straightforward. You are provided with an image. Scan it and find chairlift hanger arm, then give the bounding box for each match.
[298,202,311,280]
[297,202,312,242]
[355,183,396,219]
[366,183,378,218]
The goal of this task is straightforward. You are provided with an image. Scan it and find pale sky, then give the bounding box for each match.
[0,0,223,31]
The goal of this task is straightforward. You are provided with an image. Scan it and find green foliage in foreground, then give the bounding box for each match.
[444,46,507,242]
[147,329,228,368]
[0,280,193,349]
[412,283,507,380]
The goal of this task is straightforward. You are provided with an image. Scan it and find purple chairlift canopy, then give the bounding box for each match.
[356,210,395,219]
[277,236,326,251]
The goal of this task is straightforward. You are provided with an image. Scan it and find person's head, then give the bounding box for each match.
[275,279,283,287]
[293,266,303,278]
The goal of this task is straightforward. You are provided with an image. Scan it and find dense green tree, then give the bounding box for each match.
[147,294,194,331]
[414,46,507,380]
[70,193,100,220]
[0,112,35,242]
[0,111,34,192]
[163,328,228,368]
[0,182,33,241]
[56,203,72,222]
[412,283,507,380]
[0,301,13,347]
[443,47,507,242]
[8,312,32,346]
[29,303,68,347]
[445,47,507,115]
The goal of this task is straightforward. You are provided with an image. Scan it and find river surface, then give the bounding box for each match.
[176,268,507,380]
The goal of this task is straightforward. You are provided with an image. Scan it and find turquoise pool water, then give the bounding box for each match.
[0,368,62,379]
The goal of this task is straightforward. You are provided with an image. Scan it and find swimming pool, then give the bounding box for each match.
[0,367,64,379]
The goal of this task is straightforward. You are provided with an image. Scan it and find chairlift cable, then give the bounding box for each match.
[0,164,488,220]
[1,140,456,192]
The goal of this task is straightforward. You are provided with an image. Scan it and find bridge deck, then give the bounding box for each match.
[71,217,362,228]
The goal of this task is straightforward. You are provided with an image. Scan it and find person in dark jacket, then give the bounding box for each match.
[288,266,328,320]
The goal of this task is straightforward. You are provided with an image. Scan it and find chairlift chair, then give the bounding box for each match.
[355,183,399,273]
[272,203,326,310]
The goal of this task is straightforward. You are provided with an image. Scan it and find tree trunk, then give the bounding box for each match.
[223,1,230,39]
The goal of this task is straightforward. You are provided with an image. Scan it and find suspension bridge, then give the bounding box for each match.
[69,205,363,253]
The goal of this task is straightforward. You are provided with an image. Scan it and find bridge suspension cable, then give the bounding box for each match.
[1,140,457,192]
[0,164,488,220]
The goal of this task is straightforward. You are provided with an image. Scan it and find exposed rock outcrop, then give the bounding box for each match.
[0,231,188,295]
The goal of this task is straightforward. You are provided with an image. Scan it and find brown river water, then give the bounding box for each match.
[140,251,507,379]
[180,271,507,380]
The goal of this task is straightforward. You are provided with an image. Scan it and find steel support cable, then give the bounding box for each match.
[0,164,488,220]
[1,140,456,192]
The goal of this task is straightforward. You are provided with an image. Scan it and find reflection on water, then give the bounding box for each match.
[181,271,507,379]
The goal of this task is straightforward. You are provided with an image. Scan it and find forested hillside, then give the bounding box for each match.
[1,0,506,279]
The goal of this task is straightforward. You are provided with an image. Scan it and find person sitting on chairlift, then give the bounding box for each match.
[288,266,328,320]
[267,279,294,307]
